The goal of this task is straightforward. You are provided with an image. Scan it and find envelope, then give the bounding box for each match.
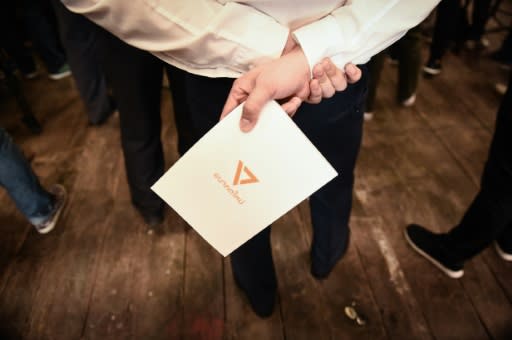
[151,101,337,256]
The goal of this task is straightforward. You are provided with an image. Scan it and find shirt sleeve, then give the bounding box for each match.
[292,0,441,73]
[61,0,289,77]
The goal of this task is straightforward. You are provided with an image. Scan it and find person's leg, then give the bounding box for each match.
[0,128,53,224]
[293,66,368,279]
[444,74,512,262]
[95,28,165,223]
[396,26,422,103]
[0,3,37,77]
[51,0,114,125]
[171,72,278,316]
[364,51,385,117]
[424,0,461,75]
[406,74,512,276]
[467,0,492,44]
[165,66,198,155]
[22,0,67,74]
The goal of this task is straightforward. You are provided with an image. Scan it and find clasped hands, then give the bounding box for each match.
[221,37,362,132]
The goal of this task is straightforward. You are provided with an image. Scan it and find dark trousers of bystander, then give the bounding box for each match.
[92,27,195,221]
[445,74,512,262]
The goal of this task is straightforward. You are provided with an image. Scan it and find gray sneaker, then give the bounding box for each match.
[34,184,67,234]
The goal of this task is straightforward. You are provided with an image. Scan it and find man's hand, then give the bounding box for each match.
[307,59,362,104]
[221,45,310,132]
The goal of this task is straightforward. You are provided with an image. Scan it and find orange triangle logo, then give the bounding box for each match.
[233,160,259,185]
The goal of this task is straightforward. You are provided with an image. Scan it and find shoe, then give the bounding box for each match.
[494,241,512,261]
[387,56,399,65]
[23,69,39,80]
[311,229,350,279]
[139,209,164,227]
[48,64,71,80]
[404,224,464,279]
[34,184,67,234]
[423,59,442,76]
[364,112,374,121]
[233,273,275,318]
[494,83,507,96]
[465,38,489,50]
[401,93,416,107]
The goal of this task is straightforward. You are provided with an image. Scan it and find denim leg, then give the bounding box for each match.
[0,128,54,224]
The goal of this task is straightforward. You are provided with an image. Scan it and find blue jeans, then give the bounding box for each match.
[0,128,54,225]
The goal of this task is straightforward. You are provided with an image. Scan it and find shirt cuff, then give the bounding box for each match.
[219,2,290,68]
[292,15,344,78]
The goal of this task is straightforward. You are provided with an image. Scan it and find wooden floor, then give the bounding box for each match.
[1,41,512,339]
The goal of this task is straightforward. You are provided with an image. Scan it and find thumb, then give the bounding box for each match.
[240,84,274,132]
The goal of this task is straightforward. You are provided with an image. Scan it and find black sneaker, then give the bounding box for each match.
[404,224,464,279]
[494,241,512,261]
[34,184,67,234]
[423,59,442,76]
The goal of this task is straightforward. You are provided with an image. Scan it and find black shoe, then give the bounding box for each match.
[311,229,350,279]
[494,241,512,261]
[404,224,464,279]
[139,209,164,227]
[423,59,442,76]
[233,273,275,318]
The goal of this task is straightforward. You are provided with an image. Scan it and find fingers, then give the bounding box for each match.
[281,96,302,116]
[322,58,347,91]
[241,83,274,132]
[306,79,322,104]
[345,63,362,84]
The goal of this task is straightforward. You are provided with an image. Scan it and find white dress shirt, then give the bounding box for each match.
[62,0,440,78]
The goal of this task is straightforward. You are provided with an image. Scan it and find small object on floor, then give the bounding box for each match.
[34,184,67,234]
[344,301,367,326]
[401,93,416,107]
[48,63,72,80]
[404,224,464,279]
[423,59,442,76]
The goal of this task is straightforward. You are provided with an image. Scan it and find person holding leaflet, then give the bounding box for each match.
[62,0,441,317]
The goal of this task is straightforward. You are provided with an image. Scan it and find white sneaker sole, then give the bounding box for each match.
[423,66,441,75]
[48,70,71,80]
[494,242,512,261]
[36,185,67,234]
[404,229,464,279]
